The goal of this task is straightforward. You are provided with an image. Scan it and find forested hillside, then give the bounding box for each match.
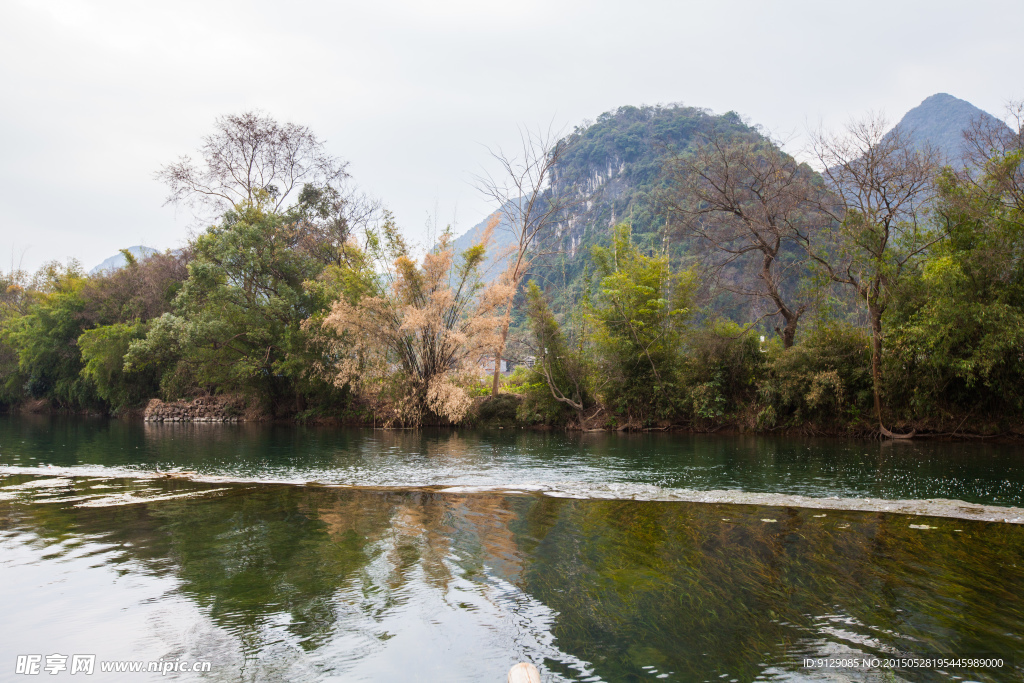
[493,96,1013,324]
[522,106,753,306]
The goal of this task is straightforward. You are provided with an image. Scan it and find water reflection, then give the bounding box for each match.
[1,475,1022,681]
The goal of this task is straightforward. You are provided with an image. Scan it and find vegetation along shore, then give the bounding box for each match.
[2,94,1022,440]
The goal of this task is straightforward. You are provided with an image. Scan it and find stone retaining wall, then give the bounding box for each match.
[143,397,243,422]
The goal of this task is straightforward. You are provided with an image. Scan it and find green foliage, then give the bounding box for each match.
[2,108,1021,433]
[521,282,592,425]
[127,201,331,410]
[532,105,753,316]
[502,369,568,426]
[79,322,155,411]
[473,393,522,427]
[0,249,188,411]
[681,320,764,426]
[590,225,694,424]
[884,149,1024,421]
[756,324,872,428]
[3,262,99,407]
[0,269,34,404]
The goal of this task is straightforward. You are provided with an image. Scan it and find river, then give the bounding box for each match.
[1,415,1021,681]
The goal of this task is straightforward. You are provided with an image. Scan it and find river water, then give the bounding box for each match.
[0,415,1022,681]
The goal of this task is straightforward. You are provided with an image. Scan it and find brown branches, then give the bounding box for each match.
[474,125,579,393]
[319,220,507,426]
[804,114,942,436]
[665,126,824,347]
[157,111,349,216]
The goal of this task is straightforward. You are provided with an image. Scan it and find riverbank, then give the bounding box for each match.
[5,393,1024,442]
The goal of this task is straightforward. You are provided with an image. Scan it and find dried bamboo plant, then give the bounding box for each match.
[318,215,510,425]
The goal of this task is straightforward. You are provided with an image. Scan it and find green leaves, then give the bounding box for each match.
[131,202,331,403]
[589,224,694,424]
[883,145,1024,421]
[79,322,152,410]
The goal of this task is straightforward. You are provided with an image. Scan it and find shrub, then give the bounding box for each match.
[756,324,872,428]
[678,320,765,426]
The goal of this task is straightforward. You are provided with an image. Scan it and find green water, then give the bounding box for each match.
[1,417,1023,681]
[1,415,1023,504]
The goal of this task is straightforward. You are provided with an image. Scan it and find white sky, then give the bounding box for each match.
[1,0,1020,273]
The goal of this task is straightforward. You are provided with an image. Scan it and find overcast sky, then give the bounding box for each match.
[0,0,1020,273]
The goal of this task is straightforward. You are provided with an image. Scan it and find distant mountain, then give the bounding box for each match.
[88,245,159,275]
[457,105,756,303]
[454,95,1011,319]
[449,201,520,284]
[892,93,1010,161]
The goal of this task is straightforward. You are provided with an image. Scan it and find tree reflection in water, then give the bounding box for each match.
[1,475,1022,682]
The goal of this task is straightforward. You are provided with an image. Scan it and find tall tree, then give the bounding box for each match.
[475,126,576,394]
[590,224,694,425]
[885,101,1024,419]
[665,126,826,347]
[125,201,328,404]
[523,281,592,425]
[157,111,350,215]
[319,214,506,426]
[804,115,942,437]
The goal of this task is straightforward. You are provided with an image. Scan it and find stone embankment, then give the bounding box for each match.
[143,397,243,423]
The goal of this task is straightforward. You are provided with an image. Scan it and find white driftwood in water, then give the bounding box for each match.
[879,423,916,439]
[508,662,541,683]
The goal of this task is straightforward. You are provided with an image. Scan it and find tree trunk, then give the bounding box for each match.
[777,314,799,349]
[762,248,800,349]
[868,301,915,439]
[869,304,884,424]
[490,352,502,395]
[491,314,511,395]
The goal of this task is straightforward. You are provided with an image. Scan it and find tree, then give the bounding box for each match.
[318,214,506,426]
[79,250,188,326]
[523,281,592,425]
[805,115,942,437]
[144,112,377,414]
[79,321,154,410]
[4,261,97,407]
[157,111,350,215]
[475,126,577,395]
[664,125,826,347]
[125,199,329,406]
[289,184,379,268]
[885,101,1024,420]
[0,263,35,404]
[590,224,695,425]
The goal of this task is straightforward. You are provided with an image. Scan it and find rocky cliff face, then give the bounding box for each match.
[539,106,748,261]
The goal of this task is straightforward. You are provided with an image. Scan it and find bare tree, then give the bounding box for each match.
[963,99,1024,164]
[804,114,943,437]
[665,126,826,347]
[157,111,349,215]
[956,99,1024,221]
[475,126,577,394]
